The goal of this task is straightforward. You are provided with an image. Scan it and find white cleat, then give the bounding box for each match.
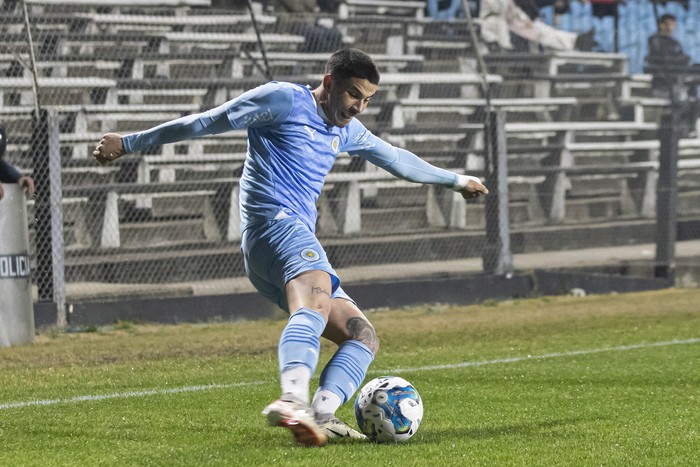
[317,415,367,440]
[263,399,329,447]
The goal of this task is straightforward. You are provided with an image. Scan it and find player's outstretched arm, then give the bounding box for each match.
[453,174,489,200]
[93,133,126,166]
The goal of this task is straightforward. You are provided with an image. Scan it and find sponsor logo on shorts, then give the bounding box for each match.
[300,248,320,262]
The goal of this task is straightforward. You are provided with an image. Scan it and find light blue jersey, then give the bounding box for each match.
[121,81,464,308]
[121,81,461,234]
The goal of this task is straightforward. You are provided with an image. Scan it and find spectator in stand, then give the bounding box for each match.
[644,14,698,136]
[269,0,343,53]
[645,14,690,75]
[479,0,596,52]
[426,0,465,20]
[316,0,343,13]
[0,124,35,201]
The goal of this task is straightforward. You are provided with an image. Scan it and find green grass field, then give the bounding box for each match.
[1,288,699,466]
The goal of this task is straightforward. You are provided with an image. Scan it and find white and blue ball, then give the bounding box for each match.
[354,376,423,443]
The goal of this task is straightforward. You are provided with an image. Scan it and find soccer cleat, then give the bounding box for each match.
[317,415,368,440]
[262,399,329,447]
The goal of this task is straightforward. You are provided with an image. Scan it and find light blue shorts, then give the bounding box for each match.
[241,215,352,312]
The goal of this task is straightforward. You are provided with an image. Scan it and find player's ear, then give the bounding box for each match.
[322,74,333,92]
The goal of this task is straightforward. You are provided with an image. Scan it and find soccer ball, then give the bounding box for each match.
[354,376,423,443]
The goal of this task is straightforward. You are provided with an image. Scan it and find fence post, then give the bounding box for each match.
[654,112,679,281]
[482,110,513,276]
[31,109,66,325]
[0,184,34,347]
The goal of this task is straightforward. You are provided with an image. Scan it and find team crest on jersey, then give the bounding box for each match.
[331,136,340,154]
[301,248,320,262]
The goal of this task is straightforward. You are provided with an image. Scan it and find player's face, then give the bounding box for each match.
[327,76,377,128]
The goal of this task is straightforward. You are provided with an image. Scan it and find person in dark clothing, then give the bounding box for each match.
[644,14,699,136]
[0,124,35,201]
[645,14,690,74]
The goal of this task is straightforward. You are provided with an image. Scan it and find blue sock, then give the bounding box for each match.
[278,308,327,375]
[317,340,375,404]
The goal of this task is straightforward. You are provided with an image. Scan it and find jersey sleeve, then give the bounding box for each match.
[122,82,294,153]
[0,159,22,183]
[340,121,459,189]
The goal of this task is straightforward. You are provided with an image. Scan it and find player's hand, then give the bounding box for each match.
[18,176,35,198]
[93,133,126,166]
[454,175,489,200]
[0,183,4,201]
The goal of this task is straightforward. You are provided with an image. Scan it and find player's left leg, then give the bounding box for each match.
[311,290,379,439]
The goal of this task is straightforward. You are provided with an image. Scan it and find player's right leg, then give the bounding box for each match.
[262,397,328,447]
[243,217,338,446]
[262,270,337,447]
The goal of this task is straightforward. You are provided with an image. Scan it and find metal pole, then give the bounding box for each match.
[31,111,55,302]
[20,0,42,119]
[654,112,679,281]
[482,110,513,276]
[246,0,273,81]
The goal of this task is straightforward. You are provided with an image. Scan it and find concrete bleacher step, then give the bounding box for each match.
[361,207,427,232]
[572,154,638,166]
[361,185,430,209]
[678,190,700,214]
[454,201,544,229]
[118,218,211,247]
[678,172,700,189]
[567,176,632,196]
[155,165,243,182]
[62,215,700,284]
[564,196,636,222]
[143,193,221,218]
[64,244,246,284]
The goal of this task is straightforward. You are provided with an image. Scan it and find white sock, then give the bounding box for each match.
[311,389,342,419]
[280,366,311,404]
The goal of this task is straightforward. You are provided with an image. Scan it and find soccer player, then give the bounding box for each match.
[92,49,488,447]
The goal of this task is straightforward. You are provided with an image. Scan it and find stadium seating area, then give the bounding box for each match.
[1,0,699,287]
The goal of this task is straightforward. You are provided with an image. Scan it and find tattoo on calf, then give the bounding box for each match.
[347,318,380,354]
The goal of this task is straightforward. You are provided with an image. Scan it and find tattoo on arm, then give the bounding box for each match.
[347,317,380,354]
[311,286,331,298]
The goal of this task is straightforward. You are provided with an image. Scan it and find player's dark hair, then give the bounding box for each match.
[325,48,380,85]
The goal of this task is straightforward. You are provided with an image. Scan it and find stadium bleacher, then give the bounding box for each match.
[2,0,700,292]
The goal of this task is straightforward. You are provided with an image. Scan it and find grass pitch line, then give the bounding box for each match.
[385,338,700,374]
[0,381,266,411]
[1,338,698,411]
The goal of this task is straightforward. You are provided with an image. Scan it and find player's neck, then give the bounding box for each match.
[311,86,333,126]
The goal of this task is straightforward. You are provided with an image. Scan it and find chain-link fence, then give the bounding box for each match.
[1,0,698,319]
